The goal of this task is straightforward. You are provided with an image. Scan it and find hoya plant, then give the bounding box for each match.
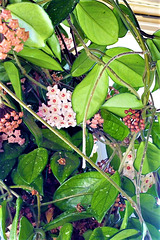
[0,0,160,239]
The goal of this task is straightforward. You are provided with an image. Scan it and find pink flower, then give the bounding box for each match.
[1,9,12,21]
[8,136,16,143]
[8,19,19,30]
[13,43,24,52]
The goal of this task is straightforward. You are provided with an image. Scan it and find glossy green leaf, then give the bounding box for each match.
[89,227,118,240]
[0,64,9,82]
[72,64,108,124]
[134,141,160,175]
[153,30,160,52]
[101,109,129,141]
[91,172,120,222]
[44,210,93,231]
[110,229,138,240]
[23,111,43,147]
[50,151,80,183]
[0,158,16,180]
[41,129,72,151]
[11,169,44,195]
[102,93,144,117]
[18,216,34,240]
[113,5,127,38]
[120,201,129,230]
[4,62,22,100]
[76,1,118,45]
[103,47,144,87]
[151,121,160,149]
[0,133,28,161]
[0,201,7,240]
[9,197,22,240]
[8,2,53,48]
[146,39,160,61]
[57,223,73,240]
[140,194,160,229]
[121,176,135,197]
[17,148,48,184]
[71,43,106,77]
[47,33,61,61]
[17,47,63,71]
[53,171,105,211]
[47,0,79,26]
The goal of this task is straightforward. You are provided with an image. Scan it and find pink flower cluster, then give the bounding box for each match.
[38,85,76,129]
[0,9,29,59]
[58,33,72,50]
[0,129,25,150]
[122,152,155,193]
[86,113,104,129]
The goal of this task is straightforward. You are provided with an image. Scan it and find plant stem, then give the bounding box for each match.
[13,52,47,90]
[36,193,41,228]
[0,81,145,225]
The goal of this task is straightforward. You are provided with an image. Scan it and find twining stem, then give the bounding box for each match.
[36,193,41,228]
[136,109,156,209]
[118,133,137,174]
[13,52,47,90]
[0,81,145,225]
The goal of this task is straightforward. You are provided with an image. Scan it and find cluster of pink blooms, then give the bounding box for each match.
[58,33,72,50]
[86,113,104,129]
[123,151,155,192]
[0,108,25,152]
[0,9,29,59]
[37,85,76,129]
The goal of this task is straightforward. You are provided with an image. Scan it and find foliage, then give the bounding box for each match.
[0,0,160,239]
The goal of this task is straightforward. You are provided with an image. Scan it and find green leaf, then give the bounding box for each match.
[0,201,7,240]
[71,43,106,77]
[7,2,53,48]
[44,210,93,231]
[110,229,138,240]
[146,39,160,61]
[9,197,22,240]
[153,30,160,52]
[18,216,34,240]
[113,5,128,38]
[53,171,105,211]
[121,176,135,197]
[102,93,144,117]
[0,158,16,180]
[17,148,48,184]
[0,132,28,162]
[156,60,160,85]
[91,172,120,222]
[102,47,144,88]
[151,121,160,149]
[50,151,80,183]
[4,62,22,101]
[41,129,72,151]
[134,141,160,175]
[76,1,118,45]
[120,201,129,230]
[128,217,160,240]
[11,169,44,195]
[140,194,160,229]
[17,47,63,71]
[72,64,108,124]
[47,33,61,61]
[0,64,9,82]
[101,109,129,141]
[23,111,43,147]
[47,0,79,26]
[57,223,73,240]
[89,227,118,240]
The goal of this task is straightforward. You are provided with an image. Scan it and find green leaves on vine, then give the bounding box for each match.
[103,47,145,88]
[76,1,119,45]
[102,93,144,117]
[72,64,108,124]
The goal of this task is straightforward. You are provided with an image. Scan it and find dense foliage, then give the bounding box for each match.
[0,0,160,239]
